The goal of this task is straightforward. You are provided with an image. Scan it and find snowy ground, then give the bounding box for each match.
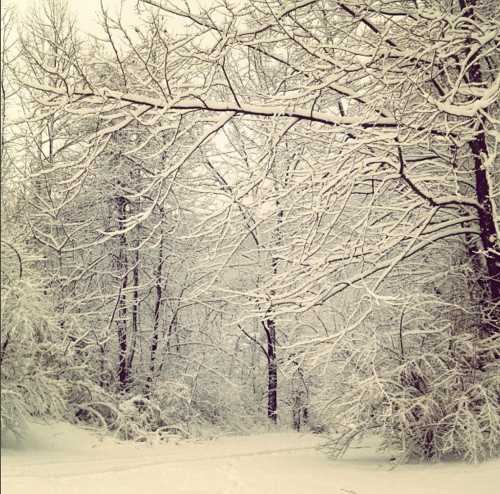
[1,423,498,494]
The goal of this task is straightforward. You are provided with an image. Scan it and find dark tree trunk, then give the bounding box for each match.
[264,317,278,423]
[461,0,500,335]
[469,127,500,335]
[264,193,284,424]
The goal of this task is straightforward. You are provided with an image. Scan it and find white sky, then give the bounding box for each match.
[13,0,217,36]
[13,0,138,36]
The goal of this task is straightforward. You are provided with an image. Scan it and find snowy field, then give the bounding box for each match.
[1,423,498,494]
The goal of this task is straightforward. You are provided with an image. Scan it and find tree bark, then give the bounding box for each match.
[264,317,278,423]
[461,0,500,334]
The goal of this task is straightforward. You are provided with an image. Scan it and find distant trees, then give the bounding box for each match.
[1,0,498,460]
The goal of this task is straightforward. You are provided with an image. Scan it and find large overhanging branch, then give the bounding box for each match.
[30,83,456,137]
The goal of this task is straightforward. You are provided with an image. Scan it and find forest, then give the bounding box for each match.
[1,0,499,466]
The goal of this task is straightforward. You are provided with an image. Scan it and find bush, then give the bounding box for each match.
[321,328,500,463]
[1,276,68,437]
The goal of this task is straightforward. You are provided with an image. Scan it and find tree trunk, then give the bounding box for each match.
[115,195,129,392]
[264,317,278,423]
[264,192,284,424]
[127,249,140,374]
[469,128,500,335]
[461,0,500,335]
[146,232,163,396]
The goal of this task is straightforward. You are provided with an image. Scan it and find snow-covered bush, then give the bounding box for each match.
[113,395,163,440]
[1,274,68,436]
[320,292,500,463]
[70,382,190,442]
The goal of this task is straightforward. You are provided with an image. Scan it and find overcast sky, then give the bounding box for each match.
[14,0,137,36]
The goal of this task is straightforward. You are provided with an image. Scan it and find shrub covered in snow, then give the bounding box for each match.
[1,275,68,437]
[320,290,500,463]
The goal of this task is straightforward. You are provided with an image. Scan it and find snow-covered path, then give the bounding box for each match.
[1,423,497,494]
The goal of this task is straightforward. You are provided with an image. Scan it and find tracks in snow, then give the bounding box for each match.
[3,444,319,480]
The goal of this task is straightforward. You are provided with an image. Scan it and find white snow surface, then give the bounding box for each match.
[1,422,498,494]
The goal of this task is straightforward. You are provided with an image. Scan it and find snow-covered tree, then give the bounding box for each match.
[3,0,498,460]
